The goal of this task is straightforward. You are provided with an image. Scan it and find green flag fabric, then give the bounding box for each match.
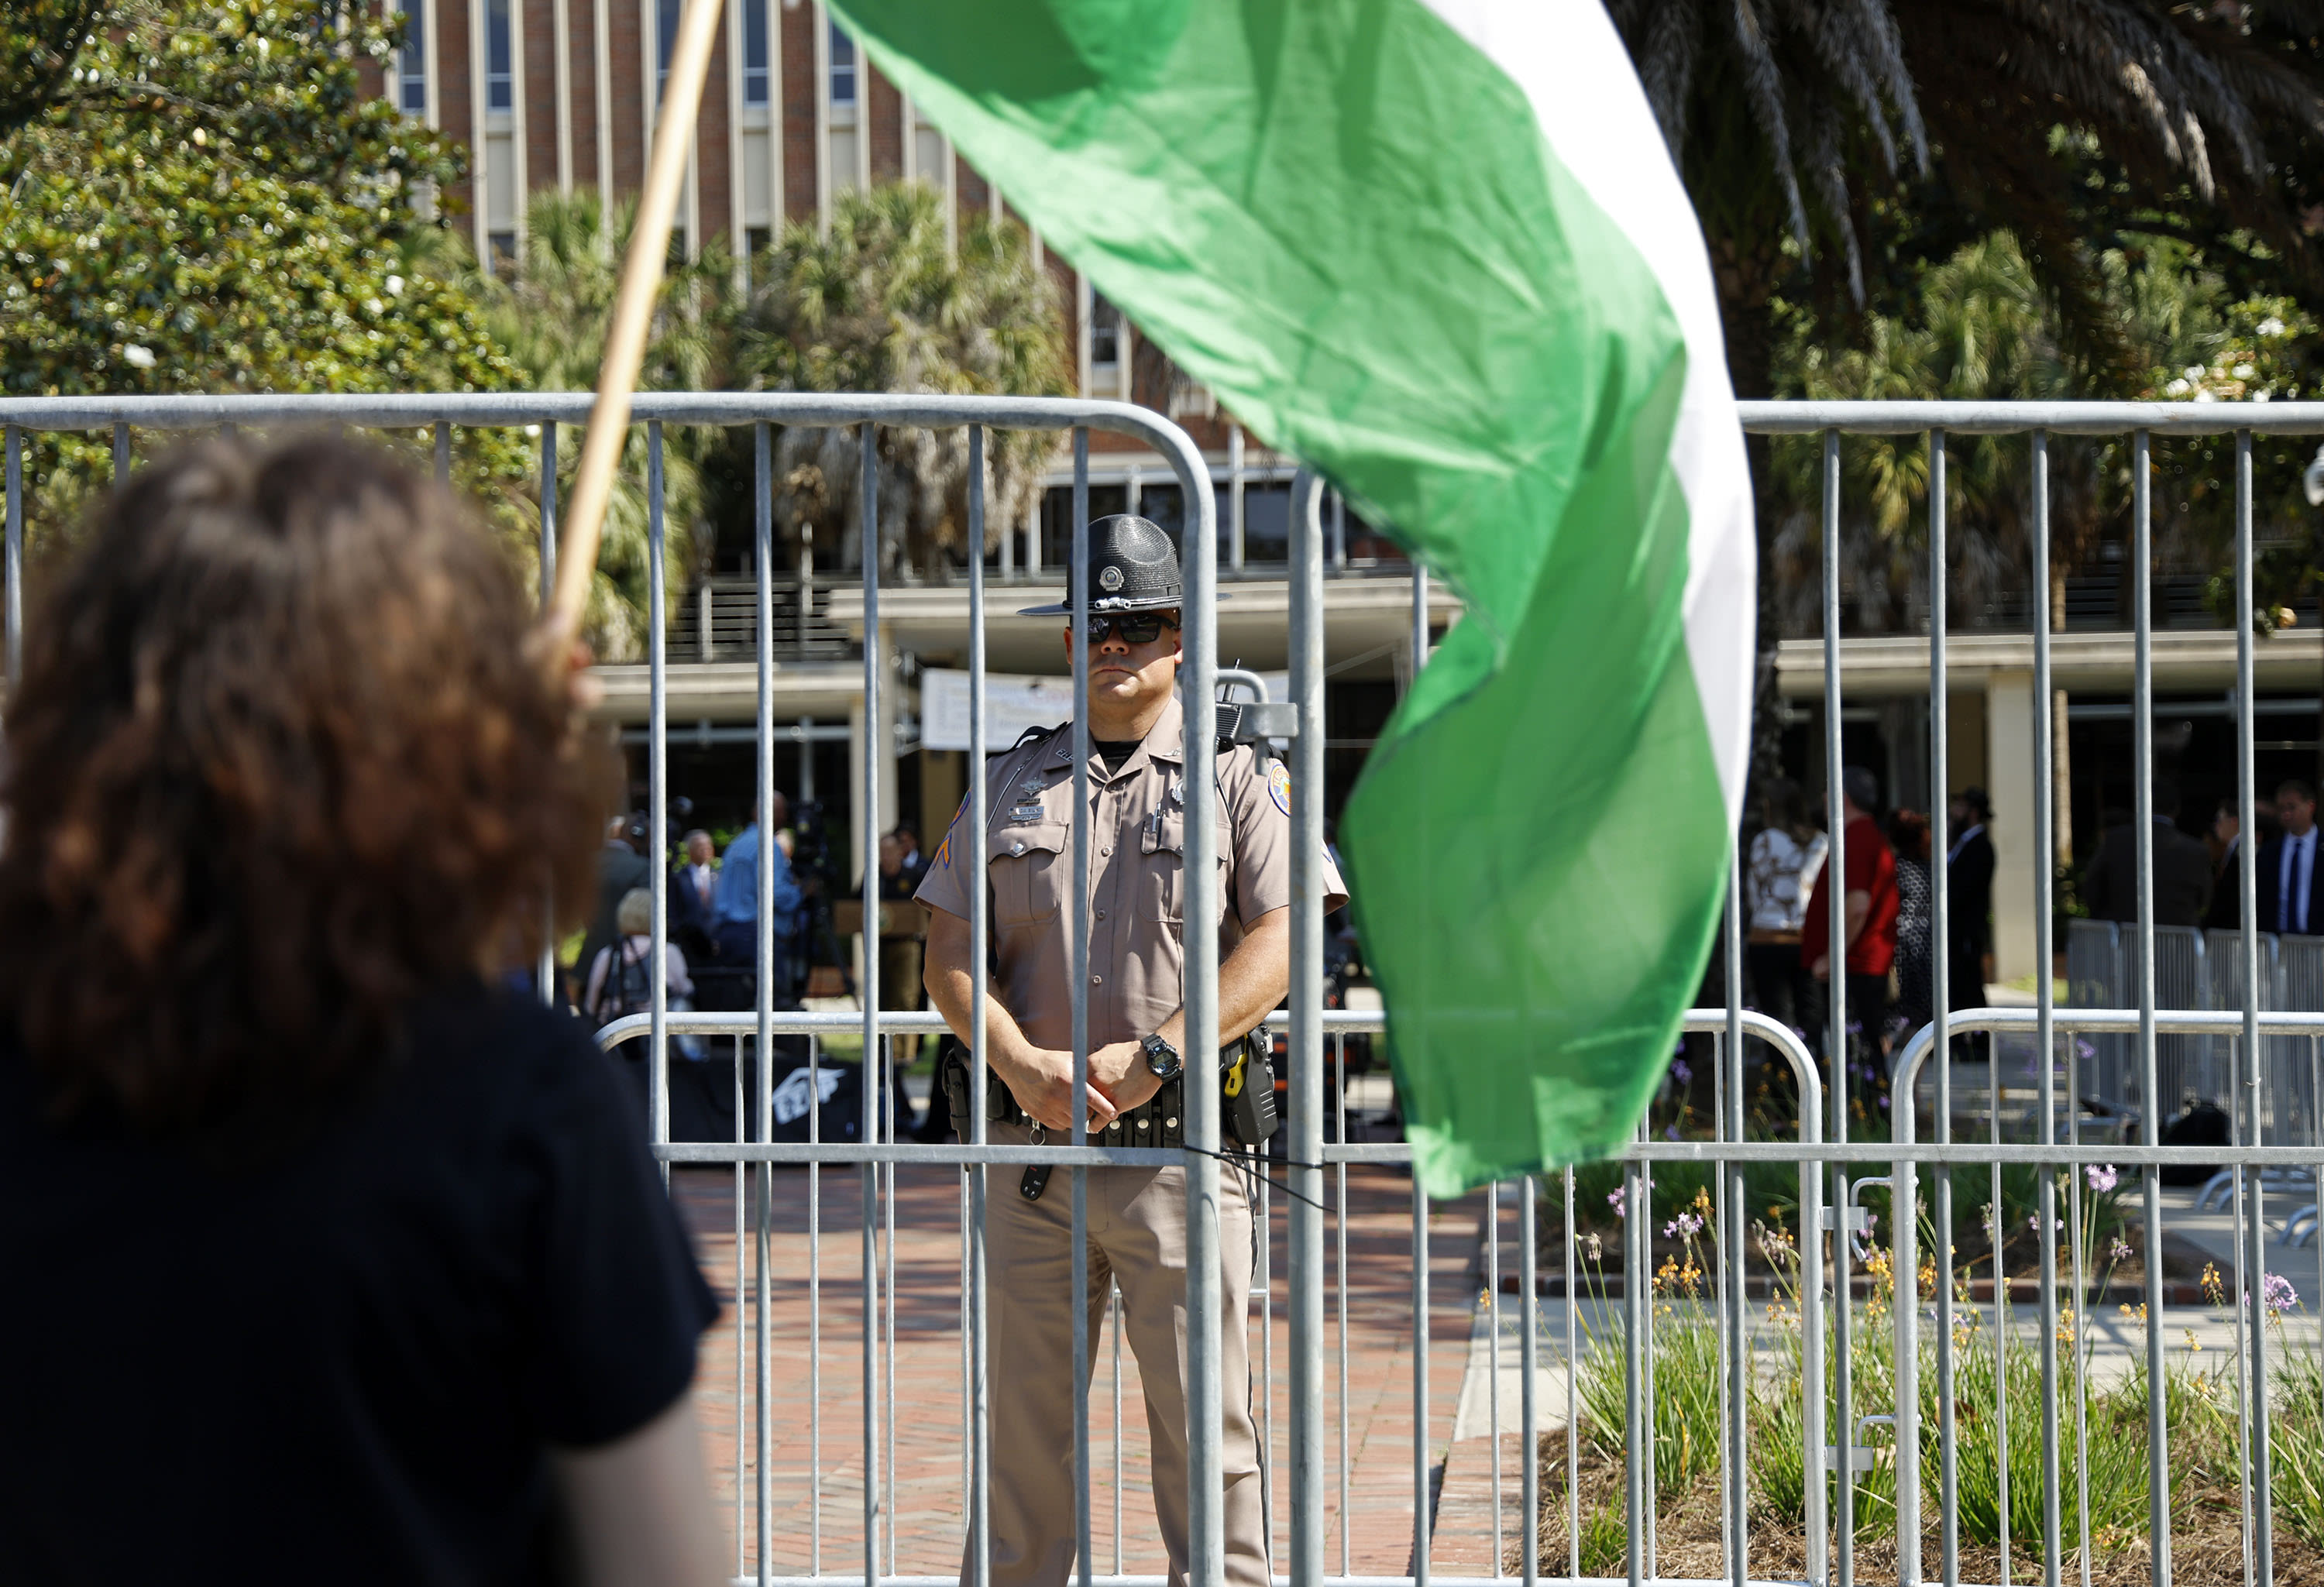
[836,0,1755,1194]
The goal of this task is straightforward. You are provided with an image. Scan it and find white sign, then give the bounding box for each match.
[920,669,1081,753]
[921,669,1294,754]
[772,1064,846,1127]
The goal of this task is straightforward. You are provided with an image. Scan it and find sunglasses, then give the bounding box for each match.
[1081,612,1179,644]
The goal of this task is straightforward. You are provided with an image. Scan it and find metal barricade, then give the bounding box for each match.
[12,393,2324,1587]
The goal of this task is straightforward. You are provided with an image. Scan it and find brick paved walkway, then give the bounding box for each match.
[672,1163,1489,1582]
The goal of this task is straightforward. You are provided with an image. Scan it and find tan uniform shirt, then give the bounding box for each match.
[915,694,1348,1050]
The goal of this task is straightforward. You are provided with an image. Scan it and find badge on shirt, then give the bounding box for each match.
[1009,803,1046,823]
[1169,775,1184,806]
[1267,760,1291,815]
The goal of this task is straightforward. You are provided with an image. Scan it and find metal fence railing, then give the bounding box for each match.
[2068,919,2324,1145]
[10,394,2324,1587]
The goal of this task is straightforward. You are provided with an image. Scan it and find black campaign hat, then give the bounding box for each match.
[1018,514,1184,616]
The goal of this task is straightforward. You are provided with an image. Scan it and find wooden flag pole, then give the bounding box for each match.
[539,0,727,654]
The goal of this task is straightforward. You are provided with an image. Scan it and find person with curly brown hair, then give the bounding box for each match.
[0,436,725,1585]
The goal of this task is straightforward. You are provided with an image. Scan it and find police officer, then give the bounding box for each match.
[916,514,1344,1587]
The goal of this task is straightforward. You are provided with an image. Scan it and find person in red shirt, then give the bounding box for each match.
[1802,767,1901,1099]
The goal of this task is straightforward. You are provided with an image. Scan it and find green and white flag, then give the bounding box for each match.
[837,0,1755,1194]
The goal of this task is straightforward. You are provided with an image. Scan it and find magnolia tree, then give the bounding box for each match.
[0,1,524,539]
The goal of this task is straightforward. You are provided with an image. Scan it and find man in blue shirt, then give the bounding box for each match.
[711,794,803,1001]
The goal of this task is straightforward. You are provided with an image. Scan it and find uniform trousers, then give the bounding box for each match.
[967,1119,1267,1587]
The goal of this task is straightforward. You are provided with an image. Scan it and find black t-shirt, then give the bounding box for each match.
[1095,737,1141,775]
[0,982,720,1585]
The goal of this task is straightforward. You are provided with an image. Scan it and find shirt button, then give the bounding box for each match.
[1095,909,1107,920]
[1091,974,1103,985]
[1011,840,1026,856]
[1101,846,1113,857]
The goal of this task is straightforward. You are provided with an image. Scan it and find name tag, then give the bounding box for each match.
[1009,803,1046,823]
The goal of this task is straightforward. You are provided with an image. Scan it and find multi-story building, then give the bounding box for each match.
[370,0,1166,417]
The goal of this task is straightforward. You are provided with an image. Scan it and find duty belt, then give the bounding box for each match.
[938,1028,1275,1203]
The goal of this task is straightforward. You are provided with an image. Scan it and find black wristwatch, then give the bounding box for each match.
[1140,1032,1182,1080]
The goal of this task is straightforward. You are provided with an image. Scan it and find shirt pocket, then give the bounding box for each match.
[1140,812,1234,922]
[989,821,1071,926]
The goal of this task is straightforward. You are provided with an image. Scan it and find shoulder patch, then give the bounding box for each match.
[1267,760,1291,816]
[935,791,968,871]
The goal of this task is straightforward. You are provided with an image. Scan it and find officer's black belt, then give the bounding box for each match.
[939,1030,1275,1203]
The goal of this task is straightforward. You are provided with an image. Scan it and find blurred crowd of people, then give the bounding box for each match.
[2080,775,2319,937]
[1736,764,2324,1111]
[570,797,806,1026]
[1738,767,1993,1089]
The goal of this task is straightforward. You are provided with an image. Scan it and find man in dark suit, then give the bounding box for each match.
[2258,778,2320,937]
[2205,798,2243,933]
[2081,778,2213,926]
[1946,787,1996,1014]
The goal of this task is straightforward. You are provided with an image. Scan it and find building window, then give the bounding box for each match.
[1091,291,1121,366]
[657,0,680,100]
[489,231,517,269]
[485,0,512,112]
[742,0,768,106]
[828,20,856,107]
[395,4,426,113]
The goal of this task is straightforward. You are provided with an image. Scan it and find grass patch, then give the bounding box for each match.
[1525,1172,2322,1584]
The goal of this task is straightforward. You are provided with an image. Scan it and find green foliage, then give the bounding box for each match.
[1604,2,2324,401]
[1576,1501,1626,1577]
[1764,229,2324,639]
[467,188,734,659]
[1946,1315,2147,1549]
[0,0,525,543]
[2271,1349,2324,1553]
[0,0,105,136]
[739,182,1069,575]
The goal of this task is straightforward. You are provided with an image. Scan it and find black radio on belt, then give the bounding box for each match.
[938,1031,1277,1203]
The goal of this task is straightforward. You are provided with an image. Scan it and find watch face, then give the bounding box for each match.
[1144,1036,1180,1077]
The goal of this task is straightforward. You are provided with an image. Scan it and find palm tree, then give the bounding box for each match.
[1766,233,2088,637]
[1765,230,2319,636]
[470,190,734,660]
[1607,1,2324,402]
[737,182,1071,579]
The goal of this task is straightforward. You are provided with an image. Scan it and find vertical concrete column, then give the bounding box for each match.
[921,750,964,864]
[1986,668,2039,985]
[849,624,901,884]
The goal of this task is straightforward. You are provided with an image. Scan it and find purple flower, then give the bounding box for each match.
[1670,1058,1693,1084]
[1663,1211,1705,1240]
[1664,1123,1681,1141]
[2030,1214,2062,1235]
[1607,1187,1626,1218]
[2086,1164,2119,1194]
[2110,1236,2133,1263]
[2260,1273,2299,1316]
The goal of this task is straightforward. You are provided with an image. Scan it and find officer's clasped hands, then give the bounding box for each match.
[1084,1039,1163,1114]
[998,1043,1119,1134]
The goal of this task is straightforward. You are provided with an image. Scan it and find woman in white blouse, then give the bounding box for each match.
[1745,778,1827,1043]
